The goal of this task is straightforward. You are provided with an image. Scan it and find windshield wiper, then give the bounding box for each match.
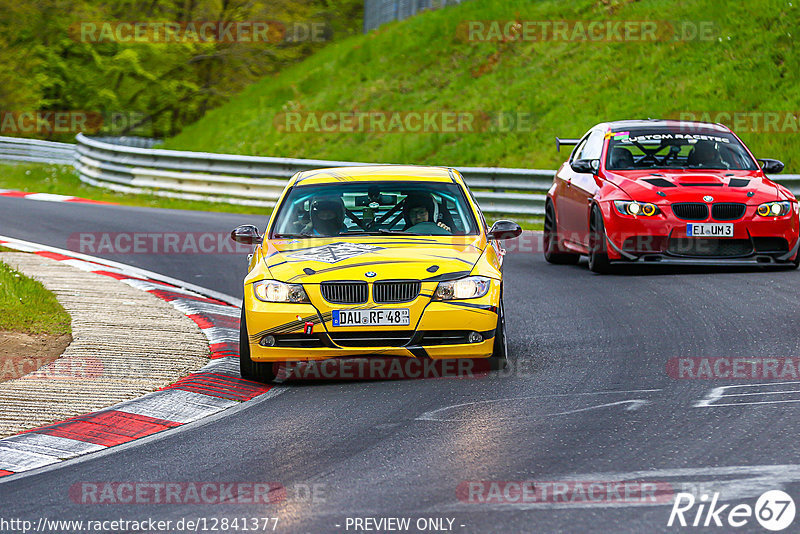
[377,229,421,235]
[338,230,421,236]
[273,232,311,238]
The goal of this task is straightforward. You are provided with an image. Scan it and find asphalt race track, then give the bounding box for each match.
[3,196,800,532]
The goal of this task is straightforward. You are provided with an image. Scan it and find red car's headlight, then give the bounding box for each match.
[756,201,792,217]
[613,201,661,217]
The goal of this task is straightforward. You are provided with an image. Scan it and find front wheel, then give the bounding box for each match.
[588,206,613,274]
[239,307,278,383]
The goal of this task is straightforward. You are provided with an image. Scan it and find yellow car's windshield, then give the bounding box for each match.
[270,181,479,238]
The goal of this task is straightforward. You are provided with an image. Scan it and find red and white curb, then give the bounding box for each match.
[0,190,115,205]
[0,235,275,479]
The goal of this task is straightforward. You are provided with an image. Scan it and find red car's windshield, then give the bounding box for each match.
[605,130,759,171]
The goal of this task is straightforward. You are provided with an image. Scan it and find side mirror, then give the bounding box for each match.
[759,158,784,174]
[570,158,599,174]
[488,220,522,241]
[230,224,262,244]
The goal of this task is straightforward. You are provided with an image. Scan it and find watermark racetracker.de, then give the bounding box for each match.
[673,111,800,133]
[0,356,103,381]
[66,232,549,256]
[0,111,103,136]
[457,480,674,505]
[69,21,329,44]
[270,357,536,381]
[67,232,255,255]
[458,20,718,43]
[68,482,295,505]
[0,110,154,136]
[272,111,536,134]
[667,357,800,380]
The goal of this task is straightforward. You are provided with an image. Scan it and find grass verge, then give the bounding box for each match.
[0,259,71,335]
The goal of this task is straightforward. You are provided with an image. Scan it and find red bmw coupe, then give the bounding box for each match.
[544,120,799,273]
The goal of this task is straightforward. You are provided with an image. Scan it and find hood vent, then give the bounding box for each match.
[679,183,724,187]
[642,178,676,188]
[729,178,750,187]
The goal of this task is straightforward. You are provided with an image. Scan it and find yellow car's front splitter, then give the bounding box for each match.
[248,337,495,363]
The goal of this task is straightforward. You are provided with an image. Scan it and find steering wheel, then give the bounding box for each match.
[660,145,681,165]
[636,153,658,166]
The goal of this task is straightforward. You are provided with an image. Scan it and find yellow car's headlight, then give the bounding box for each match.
[756,201,792,217]
[433,276,491,300]
[253,280,309,303]
[613,200,660,217]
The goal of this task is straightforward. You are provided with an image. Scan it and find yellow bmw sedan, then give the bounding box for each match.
[231,165,522,382]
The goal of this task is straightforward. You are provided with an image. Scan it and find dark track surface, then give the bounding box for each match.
[3,196,800,533]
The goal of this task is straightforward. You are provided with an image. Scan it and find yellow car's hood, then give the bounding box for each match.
[264,235,486,284]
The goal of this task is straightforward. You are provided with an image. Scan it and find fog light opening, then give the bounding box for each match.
[468,331,483,343]
[260,335,276,347]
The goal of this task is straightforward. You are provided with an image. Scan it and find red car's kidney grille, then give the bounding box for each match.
[711,203,746,221]
[671,203,709,220]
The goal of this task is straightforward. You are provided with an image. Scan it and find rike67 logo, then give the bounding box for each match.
[668,490,796,531]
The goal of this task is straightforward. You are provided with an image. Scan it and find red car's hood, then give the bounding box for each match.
[604,169,788,204]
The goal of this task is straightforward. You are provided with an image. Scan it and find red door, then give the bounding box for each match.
[557,165,586,249]
[568,172,600,248]
[561,129,606,248]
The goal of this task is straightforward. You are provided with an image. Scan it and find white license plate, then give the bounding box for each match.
[332,309,410,327]
[687,223,734,237]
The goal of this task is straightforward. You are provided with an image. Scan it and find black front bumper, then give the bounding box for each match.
[605,230,800,266]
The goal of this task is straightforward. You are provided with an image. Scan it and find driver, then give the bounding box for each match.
[403,193,451,232]
[610,147,634,169]
[308,197,345,236]
[688,140,723,167]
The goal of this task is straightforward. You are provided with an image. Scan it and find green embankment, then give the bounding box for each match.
[164,0,800,171]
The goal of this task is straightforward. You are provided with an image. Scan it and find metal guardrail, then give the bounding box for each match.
[89,136,162,149]
[73,133,551,216]
[0,136,75,165]
[4,133,800,219]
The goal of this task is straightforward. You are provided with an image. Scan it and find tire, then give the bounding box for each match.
[488,300,508,371]
[239,307,278,383]
[543,201,580,265]
[588,206,612,274]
